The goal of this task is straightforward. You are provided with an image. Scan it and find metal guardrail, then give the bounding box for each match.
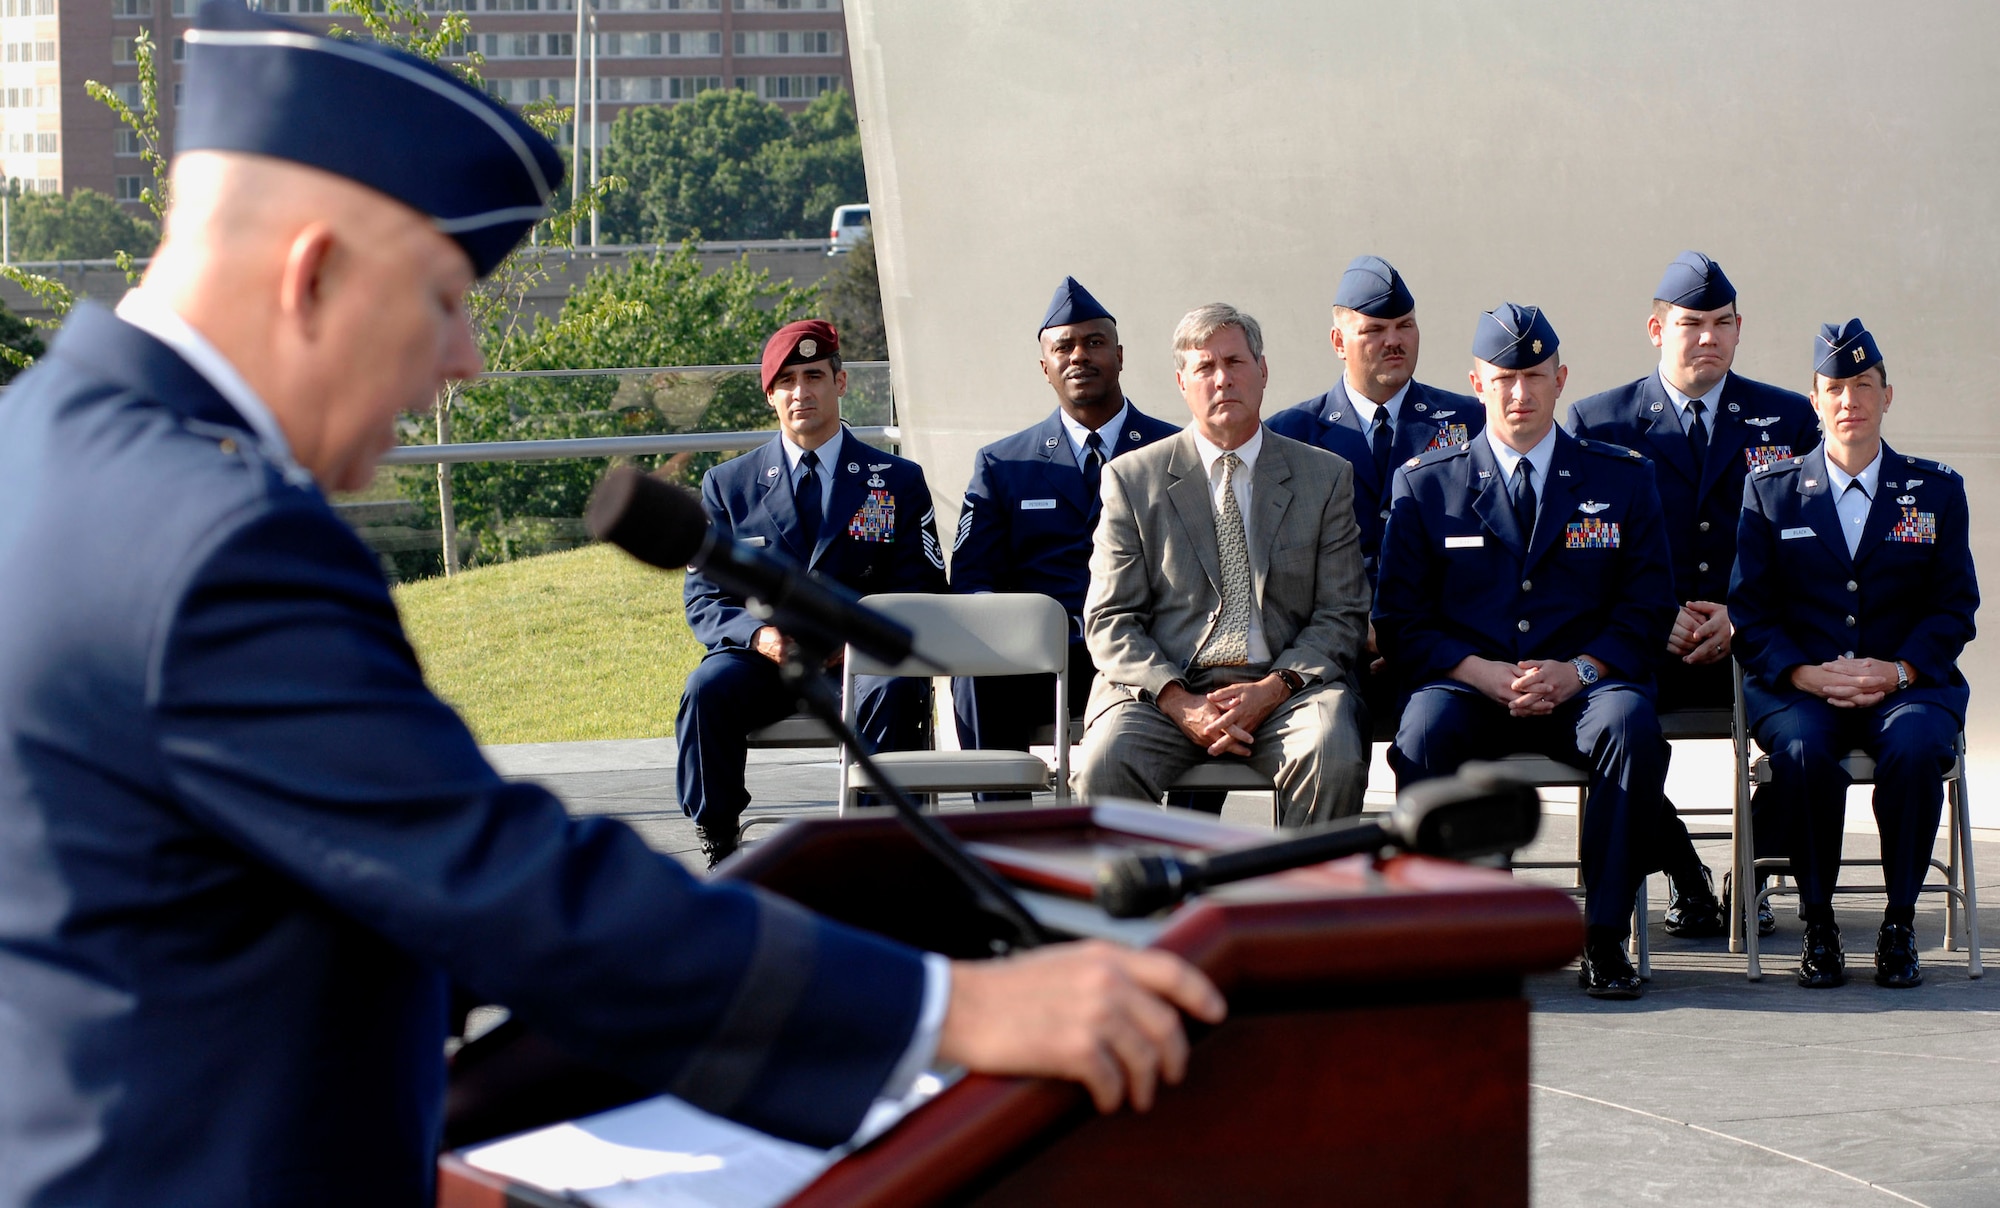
[382,425,900,465]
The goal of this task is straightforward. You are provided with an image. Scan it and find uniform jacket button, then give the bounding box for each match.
[1699,521,1711,532]
[1847,580,1859,592]
[1517,619,1531,632]
[1845,615,1857,627]
[1521,580,1532,591]
[1697,561,1709,573]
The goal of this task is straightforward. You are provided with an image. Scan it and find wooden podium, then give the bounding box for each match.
[438,804,1581,1207]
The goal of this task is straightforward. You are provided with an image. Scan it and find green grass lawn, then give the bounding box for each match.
[394,543,706,745]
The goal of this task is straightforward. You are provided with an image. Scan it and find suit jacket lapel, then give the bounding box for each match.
[754,436,809,561]
[1635,374,1700,487]
[1697,375,1755,502]
[1033,411,1094,515]
[1166,433,1226,598]
[814,438,867,568]
[1525,435,1580,569]
[1852,442,1907,566]
[1468,438,1527,558]
[1249,439,1293,609]
[1795,447,1852,569]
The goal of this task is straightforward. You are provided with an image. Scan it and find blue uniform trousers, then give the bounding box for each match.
[1753,696,1956,910]
[676,650,929,832]
[1392,684,1667,932]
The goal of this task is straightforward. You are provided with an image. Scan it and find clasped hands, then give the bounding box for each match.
[1790,657,1910,709]
[1666,600,1731,665]
[752,625,841,670]
[1453,655,1596,716]
[1157,675,1291,756]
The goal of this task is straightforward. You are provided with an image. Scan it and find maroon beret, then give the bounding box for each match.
[760,319,841,392]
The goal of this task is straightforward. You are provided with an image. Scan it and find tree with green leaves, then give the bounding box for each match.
[396,243,816,567]
[820,230,885,360]
[601,88,866,244]
[3,188,159,262]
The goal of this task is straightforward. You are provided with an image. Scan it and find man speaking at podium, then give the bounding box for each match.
[0,6,1223,1204]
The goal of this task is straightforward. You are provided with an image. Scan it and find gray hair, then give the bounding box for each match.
[1172,303,1264,367]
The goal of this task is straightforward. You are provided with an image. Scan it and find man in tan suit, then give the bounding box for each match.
[1074,303,1371,825]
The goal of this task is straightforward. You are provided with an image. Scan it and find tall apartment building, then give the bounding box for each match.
[4,0,848,209]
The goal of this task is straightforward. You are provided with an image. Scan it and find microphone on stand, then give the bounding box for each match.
[586,466,1048,951]
[1096,766,1543,919]
[585,465,919,669]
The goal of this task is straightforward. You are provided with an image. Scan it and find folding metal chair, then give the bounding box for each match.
[841,593,1072,812]
[1495,753,1650,977]
[1732,664,1982,981]
[1656,704,1744,948]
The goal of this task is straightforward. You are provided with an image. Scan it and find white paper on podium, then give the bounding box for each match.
[460,1071,957,1208]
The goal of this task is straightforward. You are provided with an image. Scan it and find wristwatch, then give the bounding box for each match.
[1569,657,1600,688]
[1894,661,1910,692]
[1275,668,1307,697]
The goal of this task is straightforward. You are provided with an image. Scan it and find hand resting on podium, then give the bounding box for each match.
[938,941,1227,1113]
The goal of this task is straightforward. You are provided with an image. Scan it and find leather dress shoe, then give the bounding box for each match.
[1721,871,1778,937]
[1578,939,1644,1000]
[1874,922,1923,989]
[696,824,739,872]
[1663,865,1727,938]
[1797,921,1846,988]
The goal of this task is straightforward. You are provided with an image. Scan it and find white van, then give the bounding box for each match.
[827,203,870,254]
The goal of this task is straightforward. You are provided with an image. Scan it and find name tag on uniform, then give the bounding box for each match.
[742,536,768,547]
[1780,527,1814,540]
[1444,535,1484,549]
[1021,498,1058,510]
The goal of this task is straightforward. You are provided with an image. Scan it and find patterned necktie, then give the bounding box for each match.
[1686,399,1710,471]
[1195,451,1253,667]
[796,449,823,548]
[1082,430,1105,502]
[1511,459,1537,543]
[1370,408,1393,482]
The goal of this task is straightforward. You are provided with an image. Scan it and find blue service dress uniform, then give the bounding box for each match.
[677,431,947,831]
[948,403,1181,758]
[1265,378,1484,588]
[0,305,928,1205]
[1567,371,1819,708]
[1730,445,1978,911]
[1375,430,1678,929]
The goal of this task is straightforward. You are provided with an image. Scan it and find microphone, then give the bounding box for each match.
[1095,765,1543,919]
[585,466,916,668]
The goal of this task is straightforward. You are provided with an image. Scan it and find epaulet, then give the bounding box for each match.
[1573,437,1646,462]
[1404,441,1470,473]
[1898,453,1959,479]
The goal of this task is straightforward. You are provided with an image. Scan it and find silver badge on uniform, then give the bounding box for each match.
[765,466,779,478]
[1129,430,1141,441]
[1045,437,1059,448]
[868,474,886,488]
[847,462,859,474]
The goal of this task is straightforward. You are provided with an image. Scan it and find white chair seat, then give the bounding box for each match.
[849,750,1053,793]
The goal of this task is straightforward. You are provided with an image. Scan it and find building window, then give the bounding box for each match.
[171,35,185,61]
[747,73,838,100]
[171,0,191,13]
[112,0,150,15]
[112,82,144,109]
[173,81,182,105]
[116,127,142,155]
[34,131,54,152]
[734,0,838,9]
[116,176,145,201]
[3,0,58,14]
[732,29,839,56]
[112,37,137,64]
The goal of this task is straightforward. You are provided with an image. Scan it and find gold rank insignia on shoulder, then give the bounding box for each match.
[1405,456,1421,469]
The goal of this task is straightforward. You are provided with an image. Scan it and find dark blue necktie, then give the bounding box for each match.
[1082,431,1105,501]
[1686,398,1710,471]
[796,449,823,548]
[1370,409,1393,482]
[1511,459,1537,541]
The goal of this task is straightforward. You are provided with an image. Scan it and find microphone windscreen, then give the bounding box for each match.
[586,467,710,569]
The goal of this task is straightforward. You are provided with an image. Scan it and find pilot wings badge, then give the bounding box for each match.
[1578,500,1611,514]
[1745,416,1780,427]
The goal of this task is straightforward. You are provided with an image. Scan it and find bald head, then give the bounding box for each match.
[141,151,482,493]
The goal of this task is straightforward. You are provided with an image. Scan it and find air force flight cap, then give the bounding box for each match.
[1039,276,1115,334]
[1334,255,1415,318]
[761,319,840,392]
[1654,250,1737,311]
[1814,317,1883,380]
[1473,302,1559,369]
[178,0,563,277]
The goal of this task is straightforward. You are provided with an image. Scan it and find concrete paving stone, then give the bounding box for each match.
[1718,1102,2000,1185]
[1877,1178,2000,1208]
[1531,1085,1909,1207]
